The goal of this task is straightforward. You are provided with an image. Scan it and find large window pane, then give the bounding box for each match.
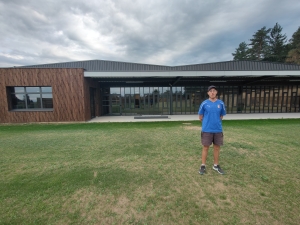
[27,94,41,108]
[110,88,120,94]
[42,94,53,108]
[120,87,125,97]
[125,94,130,109]
[124,87,131,94]
[140,87,144,97]
[12,94,26,109]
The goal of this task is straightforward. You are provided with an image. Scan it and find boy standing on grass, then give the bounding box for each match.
[198,85,226,175]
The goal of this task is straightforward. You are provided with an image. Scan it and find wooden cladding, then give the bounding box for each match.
[83,77,101,120]
[0,68,99,123]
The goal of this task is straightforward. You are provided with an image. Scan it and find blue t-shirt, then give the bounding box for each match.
[198,99,226,133]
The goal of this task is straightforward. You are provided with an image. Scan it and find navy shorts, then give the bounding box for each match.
[201,132,224,146]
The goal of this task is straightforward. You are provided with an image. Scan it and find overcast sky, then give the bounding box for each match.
[0,0,299,67]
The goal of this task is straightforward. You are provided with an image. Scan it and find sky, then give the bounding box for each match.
[0,0,300,67]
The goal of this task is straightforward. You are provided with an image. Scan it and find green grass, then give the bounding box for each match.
[0,119,300,225]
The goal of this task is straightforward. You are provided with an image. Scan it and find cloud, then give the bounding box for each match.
[0,0,299,67]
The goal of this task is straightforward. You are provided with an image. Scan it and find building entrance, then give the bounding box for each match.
[102,87,173,115]
[110,94,121,115]
[121,89,167,115]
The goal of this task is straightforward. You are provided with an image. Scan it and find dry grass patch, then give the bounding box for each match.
[183,125,201,131]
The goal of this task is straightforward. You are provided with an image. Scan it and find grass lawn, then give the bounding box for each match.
[0,119,299,225]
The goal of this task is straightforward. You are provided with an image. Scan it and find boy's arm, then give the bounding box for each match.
[199,115,203,122]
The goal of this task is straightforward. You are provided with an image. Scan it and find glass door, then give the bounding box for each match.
[110,94,121,115]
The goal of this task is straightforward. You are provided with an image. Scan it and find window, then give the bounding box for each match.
[8,86,53,111]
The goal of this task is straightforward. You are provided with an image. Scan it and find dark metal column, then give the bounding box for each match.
[170,86,173,115]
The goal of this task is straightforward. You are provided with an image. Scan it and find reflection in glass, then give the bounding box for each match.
[103,85,299,115]
[153,93,159,108]
[153,87,159,94]
[125,95,130,109]
[120,87,125,97]
[124,87,130,94]
[13,87,25,93]
[27,94,41,108]
[176,94,182,108]
[41,87,52,92]
[186,93,191,107]
[26,87,40,93]
[42,94,53,108]
[130,94,135,109]
[110,87,120,94]
[111,95,121,114]
[173,87,181,94]
[162,87,169,94]
[144,87,150,95]
[9,86,53,110]
[140,87,144,97]
[12,94,26,109]
[162,93,168,108]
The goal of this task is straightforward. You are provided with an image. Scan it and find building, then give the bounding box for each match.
[1,60,300,123]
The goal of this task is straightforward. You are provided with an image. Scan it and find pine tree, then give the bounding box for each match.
[232,42,250,60]
[248,26,271,60]
[265,23,288,62]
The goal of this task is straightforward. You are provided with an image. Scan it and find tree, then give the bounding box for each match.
[289,26,300,49]
[248,26,271,60]
[232,42,250,60]
[265,23,288,62]
[232,25,300,64]
[285,48,300,64]
[286,27,300,65]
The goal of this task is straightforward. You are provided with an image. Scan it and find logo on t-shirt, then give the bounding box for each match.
[218,104,220,108]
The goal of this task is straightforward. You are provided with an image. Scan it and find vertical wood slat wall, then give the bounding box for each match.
[0,68,99,123]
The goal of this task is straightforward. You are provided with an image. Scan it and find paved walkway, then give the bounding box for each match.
[88,113,300,123]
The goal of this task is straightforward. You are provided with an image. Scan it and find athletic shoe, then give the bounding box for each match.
[213,165,225,174]
[199,165,206,175]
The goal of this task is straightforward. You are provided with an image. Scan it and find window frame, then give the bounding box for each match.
[8,86,54,111]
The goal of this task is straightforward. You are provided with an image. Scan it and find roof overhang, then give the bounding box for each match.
[84,71,300,78]
[84,70,300,88]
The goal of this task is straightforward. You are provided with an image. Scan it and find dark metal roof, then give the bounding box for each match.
[18,60,300,72]
[19,60,170,71]
[173,61,300,71]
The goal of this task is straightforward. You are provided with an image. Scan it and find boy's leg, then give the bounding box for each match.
[202,146,209,165]
[213,144,225,174]
[199,146,209,175]
[213,144,220,165]
[201,132,213,165]
[199,132,213,175]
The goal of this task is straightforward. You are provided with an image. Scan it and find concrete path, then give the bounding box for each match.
[88,113,300,123]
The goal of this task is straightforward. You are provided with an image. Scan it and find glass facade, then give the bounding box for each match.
[102,85,300,115]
